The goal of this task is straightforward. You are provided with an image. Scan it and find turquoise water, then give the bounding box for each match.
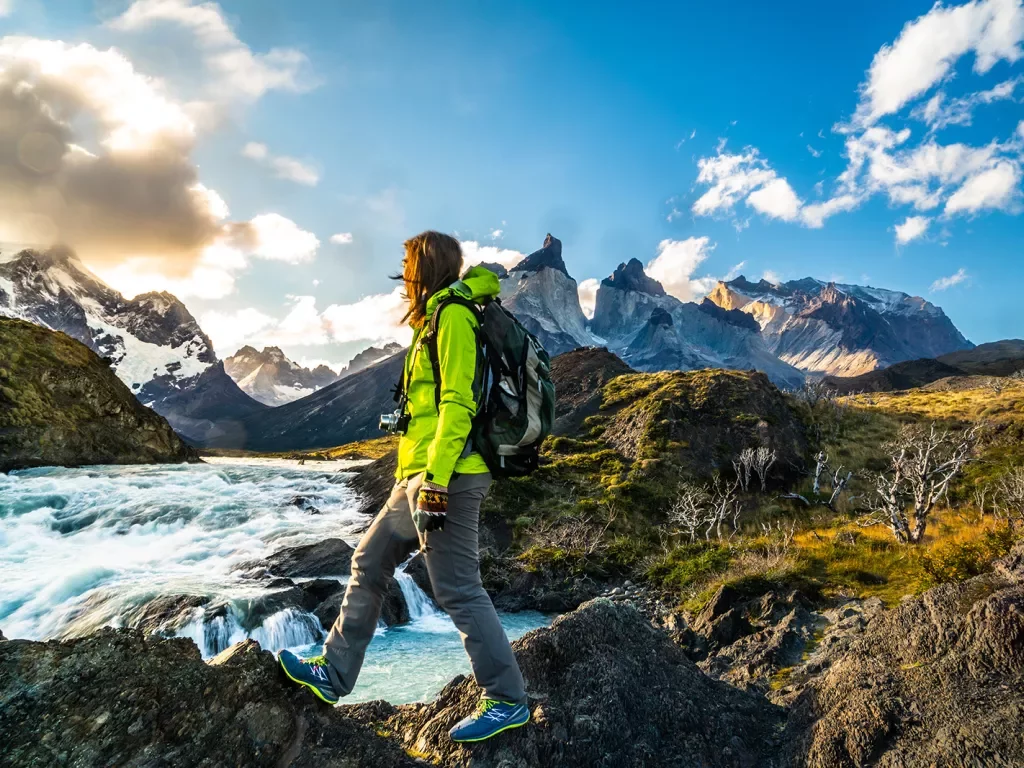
[0,459,550,704]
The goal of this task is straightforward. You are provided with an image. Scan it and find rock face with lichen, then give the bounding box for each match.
[0,317,198,473]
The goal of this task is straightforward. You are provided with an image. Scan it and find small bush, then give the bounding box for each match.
[921,527,1016,585]
[646,541,732,592]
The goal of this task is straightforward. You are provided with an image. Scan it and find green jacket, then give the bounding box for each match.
[395,265,499,486]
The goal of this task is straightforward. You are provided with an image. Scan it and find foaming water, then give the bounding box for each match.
[0,460,551,704]
[0,461,367,640]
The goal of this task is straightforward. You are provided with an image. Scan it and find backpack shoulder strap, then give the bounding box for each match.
[425,295,483,408]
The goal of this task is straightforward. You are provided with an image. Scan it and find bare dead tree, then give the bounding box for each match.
[971,483,990,521]
[733,449,754,492]
[668,475,742,542]
[996,467,1024,529]
[989,377,1007,395]
[782,451,854,513]
[1009,369,1024,382]
[668,484,712,543]
[860,423,978,543]
[752,446,777,491]
[704,474,741,540]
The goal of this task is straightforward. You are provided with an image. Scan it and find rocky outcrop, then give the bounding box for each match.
[0,247,266,445]
[600,257,666,296]
[344,599,786,767]
[224,345,340,406]
[251,538,356,578]
[0,318,198,472]
[0,632,414,768]
[549,346,634,436]
[781,542,1024,766]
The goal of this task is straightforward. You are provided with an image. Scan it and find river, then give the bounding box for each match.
[0,458,548,704]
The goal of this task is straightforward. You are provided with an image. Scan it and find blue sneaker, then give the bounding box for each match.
[449,699,530,742]
[277,650,340,705]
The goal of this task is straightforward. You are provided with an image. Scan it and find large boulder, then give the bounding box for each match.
[782,542,1024,766]
[261,538,355,578]
[0,632,413,768]
[343,598,785,767]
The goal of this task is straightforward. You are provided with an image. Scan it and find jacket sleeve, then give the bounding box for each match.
[425,304,479,487]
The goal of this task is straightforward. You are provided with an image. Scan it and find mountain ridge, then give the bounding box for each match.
[0,247,266,444]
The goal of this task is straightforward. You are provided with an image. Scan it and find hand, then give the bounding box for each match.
[414,481,448,533]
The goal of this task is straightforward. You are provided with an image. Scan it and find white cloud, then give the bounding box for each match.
[330,232,354,245]
[945,161,1021,213]
[108,0,311,101]
[199,306,276,354]
[913,76,1023,131]
[895,215,931,244]
[762,270,782,285]
[799,194,862,228]
[645,237,717,301]
[460,240,525,271]
[489,228,504,240]
[0,1,13,17]
[577,278,600,319]
[747,177,802,221]
[807,144,822,158]
[201,288,413,355]
[240,213,320,263]
[852,0,1024,127]
[930,267,969,291]
[692,149,778,217]
[242,141,319,186]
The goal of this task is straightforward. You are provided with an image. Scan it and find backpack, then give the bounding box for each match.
[424,296,555,477]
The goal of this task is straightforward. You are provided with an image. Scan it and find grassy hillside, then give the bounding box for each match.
[277,349,1024,614]
[0,318,197,471]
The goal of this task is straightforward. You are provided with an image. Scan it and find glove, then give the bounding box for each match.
[414,480,448,533]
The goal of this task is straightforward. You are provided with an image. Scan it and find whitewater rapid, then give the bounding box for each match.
[0,459,547,704]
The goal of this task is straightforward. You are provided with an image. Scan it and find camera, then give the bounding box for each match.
[379,409,410,434]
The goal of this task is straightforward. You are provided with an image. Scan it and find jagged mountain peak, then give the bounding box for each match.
[602,258,666,296]
[224,345,341,407]
[647,306,674,327]
[511,233,569,278]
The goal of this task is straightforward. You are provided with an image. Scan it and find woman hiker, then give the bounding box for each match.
[277,231,530,743]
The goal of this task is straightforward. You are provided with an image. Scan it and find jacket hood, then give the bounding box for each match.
[425,265,501,317]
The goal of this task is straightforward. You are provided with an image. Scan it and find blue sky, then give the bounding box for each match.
[1,0,1022,367]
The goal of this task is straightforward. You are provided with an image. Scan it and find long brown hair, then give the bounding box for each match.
[395,231,463,329]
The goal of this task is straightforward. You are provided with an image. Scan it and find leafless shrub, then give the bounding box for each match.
[793,378,839,408]
[668,475,742,542]
[860,423,978,543]
[531,505,619,557]
[758,519,797,567]
[1009,369,1024,381]
[995,467,1024,529]
[734,446,778,492]
[989,377,1007,395]
[782,451,854,513]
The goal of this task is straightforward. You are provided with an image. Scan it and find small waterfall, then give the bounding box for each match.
[249,608,323,652]
[394,567,453,633]
[175,605,323,658]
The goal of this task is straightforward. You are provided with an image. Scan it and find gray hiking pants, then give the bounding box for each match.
[323,471,526,705]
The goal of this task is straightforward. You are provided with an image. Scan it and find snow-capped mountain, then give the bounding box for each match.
[338,342,404,379]
[497,234,594,356]
[0,247,265,443]
[590,258,805,389]
[224,346,341,406]
[707,276,973,377]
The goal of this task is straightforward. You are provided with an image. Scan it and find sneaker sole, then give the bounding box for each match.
[278,656,339,705]
[450,710,531,743]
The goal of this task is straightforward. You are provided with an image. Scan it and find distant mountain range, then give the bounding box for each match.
[824,340,1024,394]
[707,276,972,377]
[0,247,265,444]
[2,238,982,452]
